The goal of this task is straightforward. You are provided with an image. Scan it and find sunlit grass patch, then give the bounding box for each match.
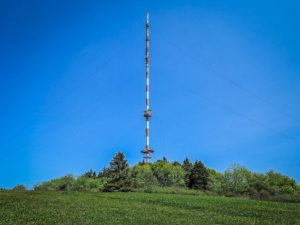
[0,191,299,224]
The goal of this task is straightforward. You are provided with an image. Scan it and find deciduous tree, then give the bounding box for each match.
[12,184,27,191]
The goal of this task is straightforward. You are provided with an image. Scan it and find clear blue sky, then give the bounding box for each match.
[1,0,299,189]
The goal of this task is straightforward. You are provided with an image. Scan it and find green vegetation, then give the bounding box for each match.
[0,191,299,224]
[31,151,300,203]
[12,184,27,191]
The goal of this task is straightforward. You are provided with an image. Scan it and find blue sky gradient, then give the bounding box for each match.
[0,0,299,189]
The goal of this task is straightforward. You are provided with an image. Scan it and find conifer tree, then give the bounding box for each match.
[83,169,95,178]
[163,156,168,163]
[188,160,208,190]
[103,151,132,192]
[182,157,193,186]
[98,166,110,178]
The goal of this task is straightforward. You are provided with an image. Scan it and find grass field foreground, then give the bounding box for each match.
[0,191,300,224]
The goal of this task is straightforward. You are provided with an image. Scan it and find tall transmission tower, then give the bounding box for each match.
[141,12,154,163]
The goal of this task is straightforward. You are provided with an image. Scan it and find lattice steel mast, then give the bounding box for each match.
[141,13,154,162]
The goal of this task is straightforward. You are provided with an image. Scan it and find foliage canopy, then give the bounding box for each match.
[30,151,300,203]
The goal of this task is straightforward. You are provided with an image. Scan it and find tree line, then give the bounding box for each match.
[32,151,300,203]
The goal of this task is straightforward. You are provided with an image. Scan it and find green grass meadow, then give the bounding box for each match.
[1,191,300,224]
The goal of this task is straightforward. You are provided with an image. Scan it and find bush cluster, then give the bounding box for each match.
[32,151,300,203]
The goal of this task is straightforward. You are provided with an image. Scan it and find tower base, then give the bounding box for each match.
[141,149,154,162]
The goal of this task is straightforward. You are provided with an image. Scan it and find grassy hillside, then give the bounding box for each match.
[1,191,299,224]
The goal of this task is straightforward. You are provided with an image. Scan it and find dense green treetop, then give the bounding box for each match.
[188,160,209,190]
